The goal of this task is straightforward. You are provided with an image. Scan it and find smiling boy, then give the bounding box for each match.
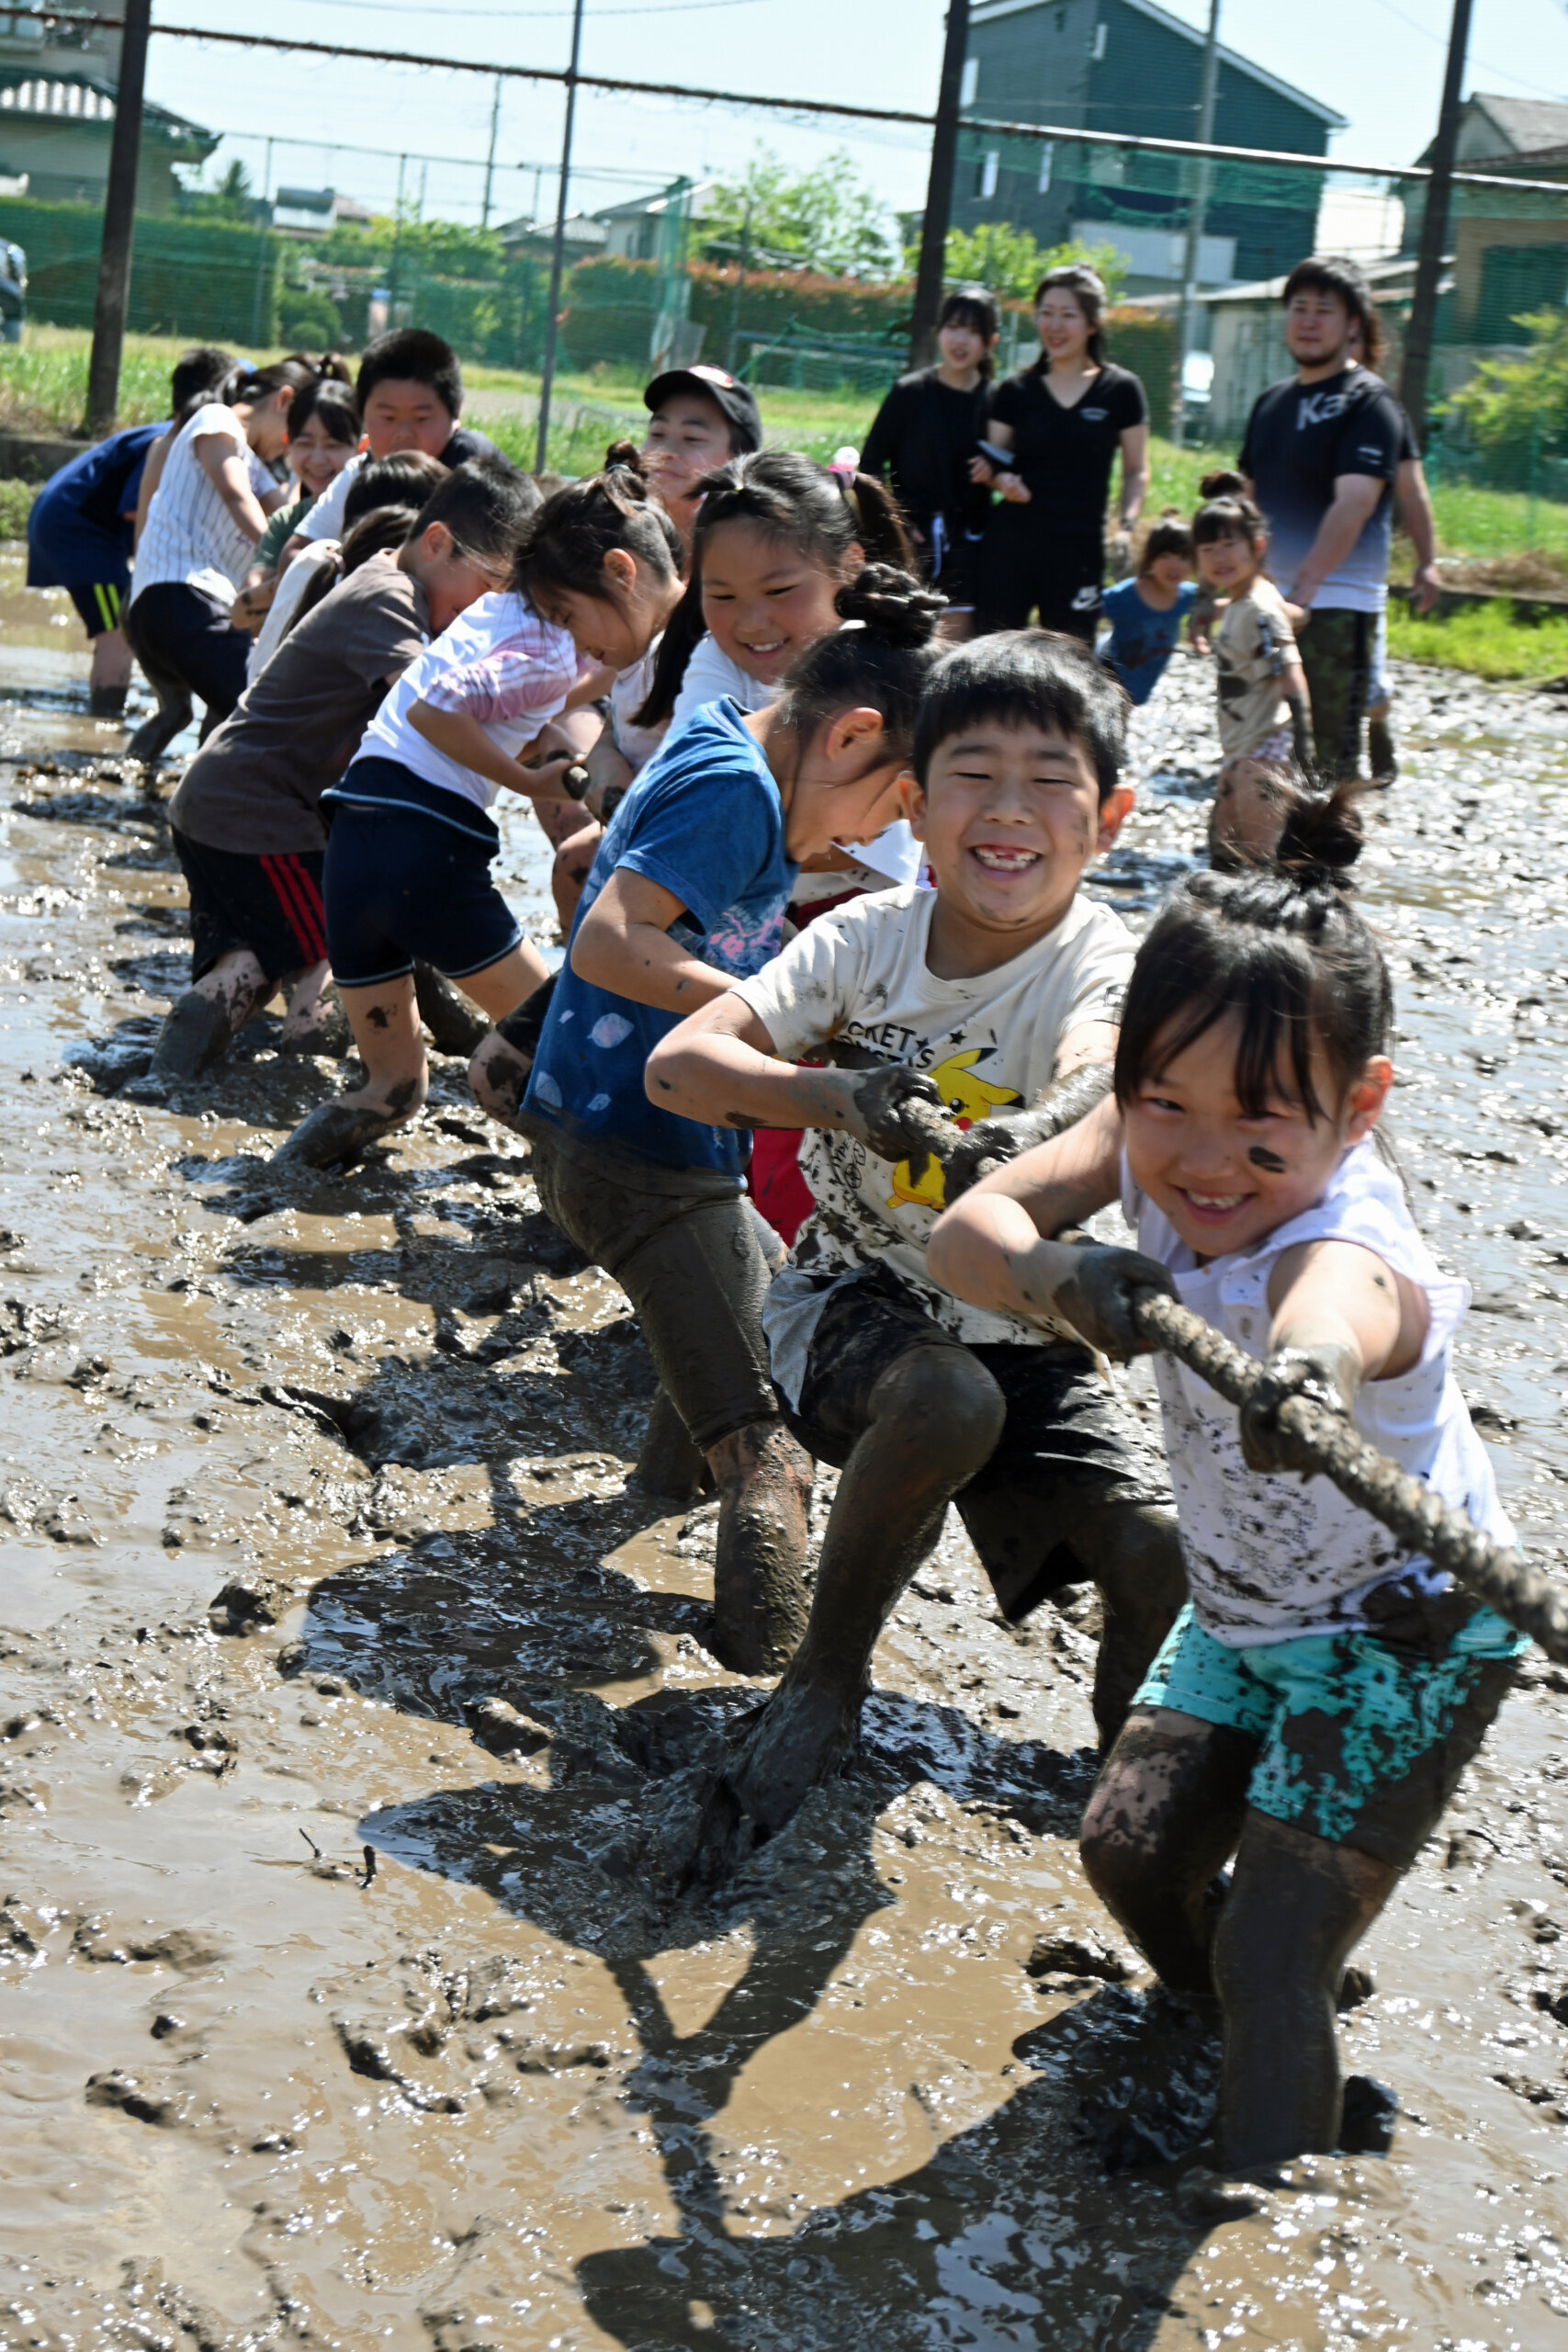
[648,632,1188,1850]
[638,364,761,545]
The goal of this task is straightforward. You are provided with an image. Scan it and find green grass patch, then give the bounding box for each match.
[0,478,35,537]
[0,326,186,433]
[1386,596,1568,681]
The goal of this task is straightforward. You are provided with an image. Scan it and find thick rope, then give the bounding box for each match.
[891,1091,1568,1662]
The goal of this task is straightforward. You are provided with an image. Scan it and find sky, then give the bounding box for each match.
[141,0,1568,231]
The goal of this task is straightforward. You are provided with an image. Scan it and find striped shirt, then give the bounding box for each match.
[131,403,276,609]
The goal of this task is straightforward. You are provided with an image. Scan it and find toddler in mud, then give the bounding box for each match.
[514,560,946,1678]
[927,788,1526,2182]
[649,630,1188,1862]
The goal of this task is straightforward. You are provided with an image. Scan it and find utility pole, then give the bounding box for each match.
[1171,0,1221,449]
[1400,0,1472,447]
[536,0,587,472]
[85,0,152,438]
[907,0,970,371]
[482,74,502,230]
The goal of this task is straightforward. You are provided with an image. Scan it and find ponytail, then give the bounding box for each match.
[515,442,683,608]
[635,447,916,729]
[773,562,945,756]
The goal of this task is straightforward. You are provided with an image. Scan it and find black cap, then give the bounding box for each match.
[644,363,762,454]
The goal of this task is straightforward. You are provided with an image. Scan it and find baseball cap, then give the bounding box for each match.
[643,363,762,453]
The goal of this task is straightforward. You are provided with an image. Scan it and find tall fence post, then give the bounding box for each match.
[536,0,587,474]
[1400,0,1474,450]
[85,0,152,439]
[907,0,970,371]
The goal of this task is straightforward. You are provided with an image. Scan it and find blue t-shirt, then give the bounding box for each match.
[524,698,797,1178]
[1100,575,1197,706]
[26,421,164,591]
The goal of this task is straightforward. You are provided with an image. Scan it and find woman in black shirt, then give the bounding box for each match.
[973,265,1150,643]
[858,288,998,636]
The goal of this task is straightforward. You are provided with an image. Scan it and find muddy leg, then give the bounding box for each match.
[273,974,426,1168]
[148,948,272,1080]
[89,625,133,718]
[1079,1706,1257,1996]
[636,1385,712,1503]
[1066,1499,1189,1749]
[1212,1810,1396,2170]
[412,962,492,1057]
[468,974,558,1129]
[552,820,603,934]
[705,1419,813,1673]
[691,1347,1005,1873]
[276,962,347,1054]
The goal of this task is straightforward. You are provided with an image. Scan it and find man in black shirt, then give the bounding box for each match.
[1239,257,1404,779]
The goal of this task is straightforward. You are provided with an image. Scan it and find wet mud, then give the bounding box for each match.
[2,574,1568,2346]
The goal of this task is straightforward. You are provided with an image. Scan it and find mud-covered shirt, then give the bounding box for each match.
[1126,1137,1518,1645]
[1213,577,1299,763]
[524,698,796,1178]
[734,884,1134,1402]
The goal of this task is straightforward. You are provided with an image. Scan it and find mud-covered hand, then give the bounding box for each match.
[849,1064,949,1183]
[1051,1242,1177,1361]
[1239,1344,1357,1477]
[942,1066,1114,1200]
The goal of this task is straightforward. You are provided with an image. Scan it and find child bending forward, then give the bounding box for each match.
[928,794,1525,2175]
[650,632,1189,1848]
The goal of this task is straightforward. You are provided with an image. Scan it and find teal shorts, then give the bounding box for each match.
[1136,1589,1525,1866]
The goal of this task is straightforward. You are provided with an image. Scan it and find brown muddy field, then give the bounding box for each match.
[2,547,1567,2350]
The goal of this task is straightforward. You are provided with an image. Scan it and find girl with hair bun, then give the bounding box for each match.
[930,817,1527,2183]
[972,264,1150,642]
[1193,469,1313,782]
[513,563,945,1678]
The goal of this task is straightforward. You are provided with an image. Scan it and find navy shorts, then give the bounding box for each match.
[69,580,128,639]
[321,756,523,989]
[124,581,250,722]
[172,826,327,984]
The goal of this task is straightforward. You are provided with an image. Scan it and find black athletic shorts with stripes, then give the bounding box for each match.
[171,827,329,986]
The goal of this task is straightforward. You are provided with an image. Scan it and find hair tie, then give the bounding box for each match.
[830,446,862,529]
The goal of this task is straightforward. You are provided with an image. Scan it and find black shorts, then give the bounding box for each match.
[172,827,327,984]
[782,1263,1166,1620]
[321,757,523,989]
[68,580,127,639]
[525,1125,784,1452]
[976,514,1104,644]
[124,582,250,721]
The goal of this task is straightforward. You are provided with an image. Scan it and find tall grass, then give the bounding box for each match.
[0,326,183,433]
[1387,597,1568,681]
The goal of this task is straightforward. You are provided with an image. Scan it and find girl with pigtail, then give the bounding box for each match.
[929,787,1526,2185]
[512,562,946,1678]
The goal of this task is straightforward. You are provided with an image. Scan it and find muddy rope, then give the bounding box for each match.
[890,1092,1568,1663]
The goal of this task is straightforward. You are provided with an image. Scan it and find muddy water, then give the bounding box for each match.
[1,563,1567,2349]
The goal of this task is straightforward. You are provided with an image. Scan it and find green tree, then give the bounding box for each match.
[183,157,257,224]
[911,221,1128,305]
[701,149,897,281]
[1444,309,1568,463]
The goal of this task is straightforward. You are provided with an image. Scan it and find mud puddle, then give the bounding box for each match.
[0,586,1566,2348]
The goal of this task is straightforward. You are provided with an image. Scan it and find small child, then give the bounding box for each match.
[1099,513,1197,707]
[927,794,1525,2177]
[519,567,946,1676]
[634,447,930,1243]
[637,361,762,548]
[26,344,233,718]
[649,632,1189,1847]
[278,326,510,571]
[272,481,597,1170]
[143,463,533,1091]
[1192,471,1312,786]
[232,371,360,638]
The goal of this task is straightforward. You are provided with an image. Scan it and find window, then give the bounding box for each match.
[960,57,978,107]
[1037,141,1054,194]
[977,150,999,201]
[0,11,47,40]
[1092,20,1108,59]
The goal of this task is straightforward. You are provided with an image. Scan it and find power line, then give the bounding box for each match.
[54,13,1568,192]
[1360,0,1568,102]
[307,0,765,14]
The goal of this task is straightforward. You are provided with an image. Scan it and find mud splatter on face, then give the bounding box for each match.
[1248,1146,1288,1173]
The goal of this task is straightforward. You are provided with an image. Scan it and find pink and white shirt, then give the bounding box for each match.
[356,591,581,811]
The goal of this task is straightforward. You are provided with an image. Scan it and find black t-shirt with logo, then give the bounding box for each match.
[1239,366,1404,611]
[987,361,1148,532]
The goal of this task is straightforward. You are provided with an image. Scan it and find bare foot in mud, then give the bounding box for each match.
[271,1098,406,1170]
[684,1674,863,1888]
[468,1027,532,1127]
[276,997,352,1058]
[145,989,232,1083]
[126,697,192,764]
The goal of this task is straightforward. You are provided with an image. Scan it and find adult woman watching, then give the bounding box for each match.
[858,287,998,638]
[125,357,311,754]
[973,264,1149,642]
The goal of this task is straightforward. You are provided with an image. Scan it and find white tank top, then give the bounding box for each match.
[1123,1136,1515,1646]
[131,404,276,609]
